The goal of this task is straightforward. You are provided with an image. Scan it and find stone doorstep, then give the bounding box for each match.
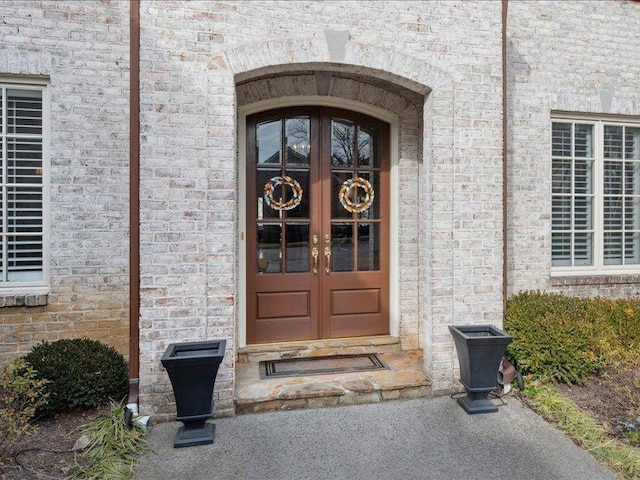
[235,350,432,415]
[237,335,403,363]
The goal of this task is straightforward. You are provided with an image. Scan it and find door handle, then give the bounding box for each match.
[312,247,319,274]
[324,246,331,274]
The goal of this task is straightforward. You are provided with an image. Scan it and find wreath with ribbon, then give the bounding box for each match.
[263,175,303,211]
[339,177,375,214]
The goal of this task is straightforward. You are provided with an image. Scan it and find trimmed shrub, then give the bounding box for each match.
[0,358,49,463]
[505,291,640,385]
[24,338,128,416]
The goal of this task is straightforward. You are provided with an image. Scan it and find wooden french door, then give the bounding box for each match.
[246,107,389,344]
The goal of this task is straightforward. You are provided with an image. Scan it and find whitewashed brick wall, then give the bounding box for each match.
[139,0,504,417]
[507,0,640,298]
[5,0,639,420]
[0,1,130,363]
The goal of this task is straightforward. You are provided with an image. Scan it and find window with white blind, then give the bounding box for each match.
[552,117,640,274]
[0,83,48,290]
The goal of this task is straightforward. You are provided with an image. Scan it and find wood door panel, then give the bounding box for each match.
[258,291,310,319]
[328,313,388,338]
[331,289,379,315]
[252,317,317,343]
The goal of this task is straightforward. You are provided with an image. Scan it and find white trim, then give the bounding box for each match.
[0,285,50,296]
[0,76,49,86]
[237,96,401,347]
[238,112,247,347]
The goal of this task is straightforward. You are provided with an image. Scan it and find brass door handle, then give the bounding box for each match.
[312,247,319,274]
[324,247,331,274]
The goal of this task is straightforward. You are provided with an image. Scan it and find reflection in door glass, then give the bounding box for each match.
[357,223,379,271]
[257,169,281,220]
[331,119,355,167]
[356,171,379,220]
[285,223,309,273]
[357,126,379,168]
[286,118,310,166]
[257,120,282,164]
[257,224,281,273]
[331,171,353,219]
[331,223,353,272]
[284,169,309,219]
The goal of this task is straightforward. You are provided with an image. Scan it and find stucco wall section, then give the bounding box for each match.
[507,0,640,297]
[139,0,503,417]
[0,1,130,364]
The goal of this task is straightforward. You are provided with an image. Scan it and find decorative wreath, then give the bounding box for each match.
[263,175,303,211]
[339,177,375,214]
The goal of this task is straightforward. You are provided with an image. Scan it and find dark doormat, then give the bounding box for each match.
[260,353,387,379]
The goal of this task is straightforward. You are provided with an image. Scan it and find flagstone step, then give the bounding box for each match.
[235,349,431,415]
[237,335,403,363]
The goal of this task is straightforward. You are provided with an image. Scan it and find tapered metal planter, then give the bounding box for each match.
[449,325,512,414]
[161,340,226,448]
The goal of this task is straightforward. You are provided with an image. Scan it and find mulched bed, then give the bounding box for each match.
[1,405,110,480]
[556,362,639,444]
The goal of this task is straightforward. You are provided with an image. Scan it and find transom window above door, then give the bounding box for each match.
[551,117,640,274]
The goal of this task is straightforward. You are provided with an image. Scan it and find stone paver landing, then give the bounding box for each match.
[235,336,432,414]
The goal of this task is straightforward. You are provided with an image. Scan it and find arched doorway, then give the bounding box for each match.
[245,107,390,343]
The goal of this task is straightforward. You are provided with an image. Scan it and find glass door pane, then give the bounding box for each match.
[357,223,379,271]
[329,118,381,273]
[255,116,311,275]
[331,223,353,272]
[285,223,309,273]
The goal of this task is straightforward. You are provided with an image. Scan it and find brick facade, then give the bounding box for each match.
[137,0,503,418]
[507,0,640,297]
[0,1,130,364]
[1,0,637,418]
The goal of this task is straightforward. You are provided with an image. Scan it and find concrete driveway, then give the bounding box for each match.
[133,395,616,480]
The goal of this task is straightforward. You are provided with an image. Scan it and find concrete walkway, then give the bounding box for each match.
[133,396,616,480]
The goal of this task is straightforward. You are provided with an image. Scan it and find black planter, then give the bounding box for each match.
[161,340,226,448]
[449,325,512,414]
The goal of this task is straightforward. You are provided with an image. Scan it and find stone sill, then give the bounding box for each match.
[551,275,640,287]
[0,293,49,308]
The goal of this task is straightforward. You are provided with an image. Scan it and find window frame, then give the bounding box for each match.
[551,113,640,277]
[0,78,50,295]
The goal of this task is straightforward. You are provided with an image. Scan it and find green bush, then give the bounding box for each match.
[504,291,640,385]
[24,338,128,416]
[0,358,49,464]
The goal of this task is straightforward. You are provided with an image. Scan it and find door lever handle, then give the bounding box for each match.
[312,247,319,274]
[324,247,331,274]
